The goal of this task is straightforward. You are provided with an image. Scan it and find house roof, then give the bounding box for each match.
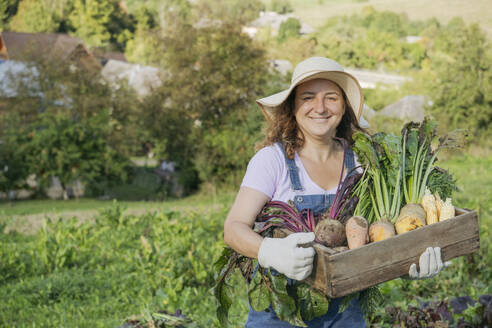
[91,47,127,65]
[379,95,429,122]
[101,59,162,97]
[0,31,89,61]
[249,11,314,35]
[0,60,40,98]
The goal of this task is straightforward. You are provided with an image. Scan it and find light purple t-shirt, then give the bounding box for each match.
[240,144,361,203]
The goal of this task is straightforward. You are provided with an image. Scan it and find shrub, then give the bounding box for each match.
[270,0,293,14]
[277,17,301,43]
[22,110,130,199]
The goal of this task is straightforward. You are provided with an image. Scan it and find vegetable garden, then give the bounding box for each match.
[0,154,490,327]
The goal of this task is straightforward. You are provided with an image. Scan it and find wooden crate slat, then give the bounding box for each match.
[328,235,480,297]
[327,210,478,279]
[270,208,480,298]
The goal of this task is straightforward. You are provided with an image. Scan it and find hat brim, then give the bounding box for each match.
[257,71,363,123]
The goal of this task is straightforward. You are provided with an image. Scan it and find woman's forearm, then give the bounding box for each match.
[224,220,263,258]
[223,186,270,258]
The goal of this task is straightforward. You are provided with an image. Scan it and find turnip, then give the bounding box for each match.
[395,203,426,234]
[368,220,395,242]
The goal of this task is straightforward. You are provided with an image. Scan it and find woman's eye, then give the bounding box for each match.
[302,97,313,101]
[327,97,338,101]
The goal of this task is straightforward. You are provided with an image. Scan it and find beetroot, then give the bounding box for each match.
[314,219,346,247]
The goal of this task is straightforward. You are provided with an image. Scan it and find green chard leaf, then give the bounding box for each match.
[295,283,330,322]
[405,129,419,174]
[381,133,403,186]
[418,117,437,147]
[352,131,379,169]
[248,270,270,312]
[213,247,233,278]
[212,249,236,327]
[214,277,234,327]
[268,272,306,327]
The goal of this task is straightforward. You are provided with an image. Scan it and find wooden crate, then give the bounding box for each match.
[275,208,480,298]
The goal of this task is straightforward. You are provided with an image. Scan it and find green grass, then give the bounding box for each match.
[0,191,235,218]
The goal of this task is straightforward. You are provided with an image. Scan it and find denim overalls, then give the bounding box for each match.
[245,143,366,328]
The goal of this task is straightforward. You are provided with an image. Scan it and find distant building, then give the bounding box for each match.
[345,68,410,89]
[101,59,163,97]
[0,60,40,98]
[405,36,423,44]
[269,59,292,75]
[379,95,430,122]
[91,47,127,66]
[243,11,314,38]
[0,31,100,71]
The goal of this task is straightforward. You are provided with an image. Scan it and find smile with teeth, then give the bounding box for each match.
[309,116,332,120]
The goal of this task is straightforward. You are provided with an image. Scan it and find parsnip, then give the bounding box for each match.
[435,192,444,219]
[439,198,455,221]
[422,188,438,225]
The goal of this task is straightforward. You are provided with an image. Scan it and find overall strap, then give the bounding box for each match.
[344,147,357,176]
[276,142,303,191]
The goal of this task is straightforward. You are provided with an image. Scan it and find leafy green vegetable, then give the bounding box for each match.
[352,131,403,223]
[427,166,458,200]
[268,273,306,326]
[213,200,386,326]
[248,272,270,312]
[402,117,465,204]
[296,283,330,322]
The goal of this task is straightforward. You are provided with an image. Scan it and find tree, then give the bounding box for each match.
[1,53,137,198]
[427,22,492,136]
[124,6,161,64]
[0,0,20,30]
[270,0,293,14]
[136,4,271,189]
[69,0,113,47]
[9,0,61,32]
[194,0,264,25]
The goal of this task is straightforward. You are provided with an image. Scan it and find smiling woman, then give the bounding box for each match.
[295,79,346,141]
[222,57,445,327]
[224,57,369,327]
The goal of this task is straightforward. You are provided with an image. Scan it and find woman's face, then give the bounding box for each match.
[294,79,345,142]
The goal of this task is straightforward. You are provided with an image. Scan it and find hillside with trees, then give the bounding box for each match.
[0,0,491,197]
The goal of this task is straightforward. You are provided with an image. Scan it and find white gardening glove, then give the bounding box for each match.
[257,232,315,281]
[408,246,444,280]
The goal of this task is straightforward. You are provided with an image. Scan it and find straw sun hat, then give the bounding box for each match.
[257,57,364,123]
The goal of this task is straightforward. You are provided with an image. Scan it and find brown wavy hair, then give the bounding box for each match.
[257,85,364,159]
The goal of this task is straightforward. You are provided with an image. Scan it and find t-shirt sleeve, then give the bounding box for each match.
[241,146,282,199]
